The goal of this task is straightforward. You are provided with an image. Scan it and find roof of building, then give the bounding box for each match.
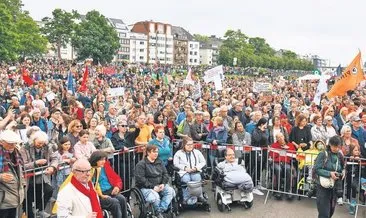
[199,35,223,49]
[171,26,194,41]
[108,18,129,31]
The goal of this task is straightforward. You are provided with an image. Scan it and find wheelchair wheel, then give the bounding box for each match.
[244,200,253,209]
[103,209,111,218]
[216,195,225,212]
[129,188,146,218]
[126,202,134,218]
[171,197,180,216]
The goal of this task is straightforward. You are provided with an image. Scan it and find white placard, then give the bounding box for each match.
[45,92,56,102]
[203,65,224,83]
[107,87,125,97]
[253,82,272,93]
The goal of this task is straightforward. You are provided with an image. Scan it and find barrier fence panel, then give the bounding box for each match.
[19,143,366,218]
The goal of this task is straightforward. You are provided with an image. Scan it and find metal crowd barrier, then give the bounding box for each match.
[20,142,366,218]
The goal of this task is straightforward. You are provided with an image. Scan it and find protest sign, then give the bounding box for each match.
[203,65,224,83]
[253,82,273,93]
[45,92,56,102]
[107,87,125,97]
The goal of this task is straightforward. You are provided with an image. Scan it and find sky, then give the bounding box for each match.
[22,0,365,66]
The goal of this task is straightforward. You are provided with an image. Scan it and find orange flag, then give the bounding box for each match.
[327,52,364,98]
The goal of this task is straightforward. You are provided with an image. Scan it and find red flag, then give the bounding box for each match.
[22,67,34,86]
[79,65,89,92]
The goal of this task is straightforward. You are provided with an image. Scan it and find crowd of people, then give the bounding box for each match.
[0,60,366,218]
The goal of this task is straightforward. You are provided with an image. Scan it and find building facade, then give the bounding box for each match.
[198,35,222,66]
[108,18,130,62]
[131,21,174,64]
[188,41,200,66]
[172,26,200,66]
[129,32,148,64]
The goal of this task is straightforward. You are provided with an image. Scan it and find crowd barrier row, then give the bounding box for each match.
[19,141,366,218]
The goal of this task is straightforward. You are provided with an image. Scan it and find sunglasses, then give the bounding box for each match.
[75,125,83,128]
[74,169,91,174]
[118,125,128,127]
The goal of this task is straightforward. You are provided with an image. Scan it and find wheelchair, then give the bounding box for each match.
[129,187,178,218]
[212,155,254,212]
[171,166,211,213]
[102,200,133,218]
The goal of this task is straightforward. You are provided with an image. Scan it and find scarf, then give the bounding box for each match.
[0,145,23,173]
[70,175,103,218]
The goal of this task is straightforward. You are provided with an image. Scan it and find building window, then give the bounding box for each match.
[194,59,197,63]
[194,52,197,55]
[190,44,193,48]
[139,56,144,60]
[190,51,193,55]
[119,33,126,37]
[140,49,144,52]
[140,41,144,45]
[194,44,198,49]
[189,59,193,63]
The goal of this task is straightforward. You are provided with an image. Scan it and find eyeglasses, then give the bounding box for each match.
[118,125,128,127]
[74,169,91,174]
[75,125,83,128]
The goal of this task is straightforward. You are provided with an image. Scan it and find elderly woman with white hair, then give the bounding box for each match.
[20,130,58,218]
[340,124,361,214]
[93,125,115,159]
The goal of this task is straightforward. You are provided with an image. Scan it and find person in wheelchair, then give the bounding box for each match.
[135,144,175,218]
[216,148,254,192]
[269,132,296,200]
[173,137,207,205]
[89,151,128,218]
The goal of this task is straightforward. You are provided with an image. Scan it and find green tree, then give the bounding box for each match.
[41,9,79,60]
[248,37,275,56]
[0,0,47,61]
[17,12,47,59]
[0,1,19,61]
[193,34,209,43]
[72,10,119,64]
[281,49,298,59]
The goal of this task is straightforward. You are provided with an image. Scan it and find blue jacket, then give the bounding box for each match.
[352,126,366,157]
[149,137,173,166]
[206,127,228,145]
[32,118,48,133]
[175,112,186,125]
[245,122,256,134]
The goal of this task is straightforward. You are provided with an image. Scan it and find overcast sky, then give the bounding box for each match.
[22,0,365,66]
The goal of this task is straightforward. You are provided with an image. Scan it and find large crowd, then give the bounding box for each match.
[0,60,366,218]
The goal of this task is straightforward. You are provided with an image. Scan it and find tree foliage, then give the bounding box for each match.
[193,34,209,43]
[72,10,119,64]
[0,0,47,61]
[218,29,313,70]
[41,9,79,60]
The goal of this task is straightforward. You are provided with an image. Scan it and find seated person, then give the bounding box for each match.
[89,151,128,218]
[135,144,175,218]
[269,132,296,200]
[216,148,254,192]
[173,137,207,204]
